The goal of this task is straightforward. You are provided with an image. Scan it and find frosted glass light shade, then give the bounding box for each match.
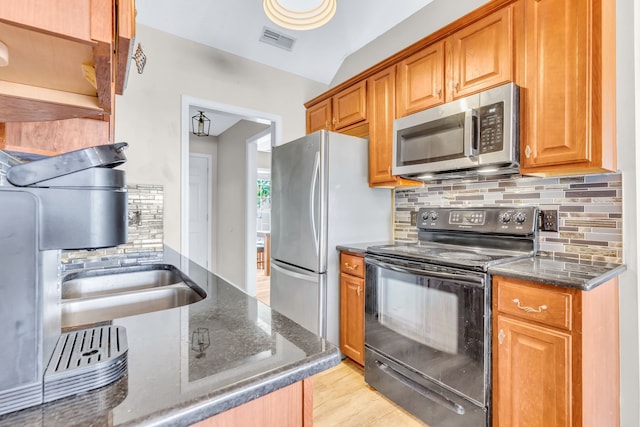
[263,0,337,30]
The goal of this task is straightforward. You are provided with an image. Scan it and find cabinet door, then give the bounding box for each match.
[306,98,332,134]
[367,67,397,186]
[332,81,367,130]
[517,0,616,174]
[340,273,365,365]
[449,7,512,101]
[494,315,571,427]
[396,41,444,117]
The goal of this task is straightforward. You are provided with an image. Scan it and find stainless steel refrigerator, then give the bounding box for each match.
[270,130,391,346]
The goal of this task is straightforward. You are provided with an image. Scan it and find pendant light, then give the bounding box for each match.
[191,111,211,137]
[263,0,337,31]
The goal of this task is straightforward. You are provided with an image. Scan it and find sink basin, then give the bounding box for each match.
[61,264,206,328]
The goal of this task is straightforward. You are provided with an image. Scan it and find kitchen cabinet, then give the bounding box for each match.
[515,0,616,175]
[306,81,367,135]
[492,276,619,427]
[340,251,365,365]
[0,0,136,155]
[447,6,512,101]
[193,379,312,427]
[395,42,444,117]
[368,66,421,187]
[395,7,512,118]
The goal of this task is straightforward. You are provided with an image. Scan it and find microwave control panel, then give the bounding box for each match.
[478,101,504,154]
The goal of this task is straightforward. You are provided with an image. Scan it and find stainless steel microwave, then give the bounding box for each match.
[392,82,519,181]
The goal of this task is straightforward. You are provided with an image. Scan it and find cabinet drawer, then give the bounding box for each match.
[495,277,574,331]
[340,253,364,278]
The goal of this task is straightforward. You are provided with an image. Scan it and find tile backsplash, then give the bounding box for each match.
[394,172,622,264]
[0,150,21,185]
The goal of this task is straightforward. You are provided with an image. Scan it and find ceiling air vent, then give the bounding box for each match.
[260,27,296,51]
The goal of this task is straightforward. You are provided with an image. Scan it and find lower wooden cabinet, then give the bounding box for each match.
[192,378,312,427]
[492,276,620,427]
[340,252,365,365]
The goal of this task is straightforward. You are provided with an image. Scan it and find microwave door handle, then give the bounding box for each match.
[463,109,479,157]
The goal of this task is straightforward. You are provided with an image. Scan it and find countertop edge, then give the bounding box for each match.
[489,263,628,291]
[125,348,341,427]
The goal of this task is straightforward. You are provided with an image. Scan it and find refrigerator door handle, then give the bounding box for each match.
[309,151,320,256]
[271,260,317,282]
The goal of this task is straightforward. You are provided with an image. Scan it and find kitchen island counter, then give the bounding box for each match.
[488,255,627,291]
[0,246,340,426]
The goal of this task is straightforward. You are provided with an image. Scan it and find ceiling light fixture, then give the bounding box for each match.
[192,111,211,137]
[263,0,337,31]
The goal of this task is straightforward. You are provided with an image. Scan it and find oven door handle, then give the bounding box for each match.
[366,257,485,287]
[375,360,465,415]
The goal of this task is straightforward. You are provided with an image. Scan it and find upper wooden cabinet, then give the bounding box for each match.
[306,81,367,134]
[516,0,616,175]
[0,0,135,155]
[395,8,512,118]
[368,67,397,186]
[448,6,513,101]
[306,98,332,133]
[368,66,420,187]
[395,41,445,117]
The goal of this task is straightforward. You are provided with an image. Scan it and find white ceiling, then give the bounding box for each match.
[135,0,434,85]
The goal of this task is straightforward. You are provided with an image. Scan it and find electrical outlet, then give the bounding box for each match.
[539,210,558,232]
[410,211,418,226]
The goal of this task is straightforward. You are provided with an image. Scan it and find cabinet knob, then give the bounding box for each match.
[455,82,460,92]
[332,117,337,126]
[525,145,532,159]
[357,286,362,297]
[512,298,548,313]
[437,89,442,99]
[498,329,505,345]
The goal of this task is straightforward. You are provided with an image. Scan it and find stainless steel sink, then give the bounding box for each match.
[61,264,206,328]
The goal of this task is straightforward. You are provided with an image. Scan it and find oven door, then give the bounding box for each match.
[364,255,489,406]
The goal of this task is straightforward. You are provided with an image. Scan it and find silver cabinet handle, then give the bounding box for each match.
[512,298,548,313]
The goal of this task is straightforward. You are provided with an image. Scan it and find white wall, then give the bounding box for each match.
[114,25,328,250]
[215,120,270,291]
[620,0,640,424]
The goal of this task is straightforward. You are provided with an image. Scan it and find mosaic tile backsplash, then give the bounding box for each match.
[394,172,622,264]
[61,184,164,271]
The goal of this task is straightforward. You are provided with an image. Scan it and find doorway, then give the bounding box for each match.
[180,95,281,298]
[188,153,212,269]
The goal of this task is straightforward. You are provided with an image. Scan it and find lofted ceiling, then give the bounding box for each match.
[135,0,434,85]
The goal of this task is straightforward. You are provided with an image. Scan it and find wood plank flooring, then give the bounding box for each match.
[313,359,427,426]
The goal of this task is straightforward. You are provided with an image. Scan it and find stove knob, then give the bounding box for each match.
[429,211,439,221]
[514,211,527,224]
[421,212,430,221]
[499,212,512,223]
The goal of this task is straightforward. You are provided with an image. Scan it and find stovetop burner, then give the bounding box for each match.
[367,206,539,271]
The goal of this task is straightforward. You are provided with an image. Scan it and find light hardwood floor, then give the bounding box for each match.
[256,269,427,426]
[313,359,427,426]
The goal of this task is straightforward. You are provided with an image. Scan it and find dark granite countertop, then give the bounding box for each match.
[338,241,626,291]
[336,241,395,255]
[0,247,340,426]
[488,255,627,291]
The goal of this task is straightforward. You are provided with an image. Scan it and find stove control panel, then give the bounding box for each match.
[417,206,538,235]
